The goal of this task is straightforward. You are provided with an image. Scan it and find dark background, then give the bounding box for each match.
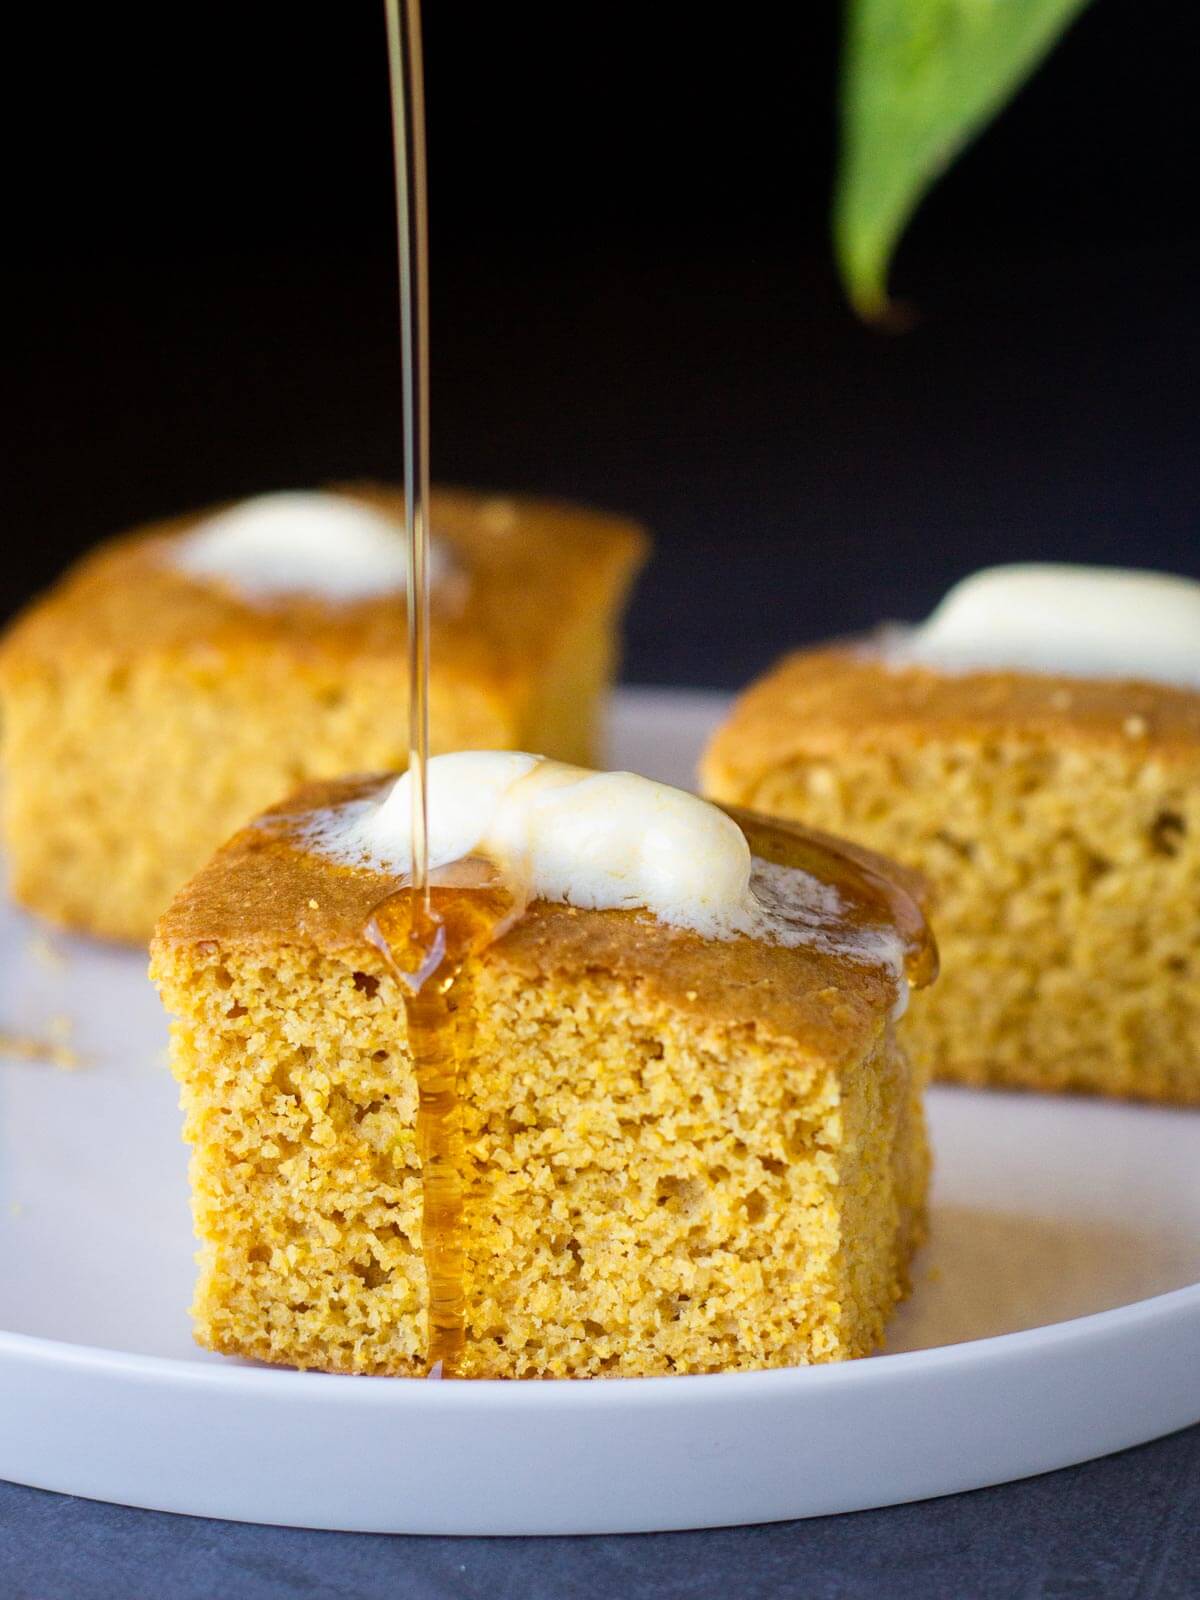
[7,0,1199,688]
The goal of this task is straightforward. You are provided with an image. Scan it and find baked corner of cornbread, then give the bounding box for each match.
[703,645,1200,1104]
[0,486,647,944]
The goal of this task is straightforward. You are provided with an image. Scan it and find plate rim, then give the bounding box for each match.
[4,1279,1198,1405]
[3,681,1199,1530]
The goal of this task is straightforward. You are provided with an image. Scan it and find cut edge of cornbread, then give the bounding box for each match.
[152,936,927,1378]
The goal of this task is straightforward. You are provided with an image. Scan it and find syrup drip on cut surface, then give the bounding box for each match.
[365,871,517,1374]
[383,0,487,1374]
[731,807,938,991]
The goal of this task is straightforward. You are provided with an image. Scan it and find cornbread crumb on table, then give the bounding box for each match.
[0,486,646,945]
[150,778,932,1379]
[0,1019,81,1071]
[702,646,1200,1105]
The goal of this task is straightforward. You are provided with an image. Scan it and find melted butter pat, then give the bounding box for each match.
[374,753,753,935]
[305,753,925,986]
[171,490,449,604]
[888,563,1200,689]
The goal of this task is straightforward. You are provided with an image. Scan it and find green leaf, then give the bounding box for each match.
[835,0,1092,320]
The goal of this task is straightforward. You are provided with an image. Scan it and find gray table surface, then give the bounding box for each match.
[3,1424,1198,1599]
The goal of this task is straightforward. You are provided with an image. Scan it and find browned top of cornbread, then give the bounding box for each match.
[0,486,647,688]
[703,643,1200,786]
[153,776,933,1064]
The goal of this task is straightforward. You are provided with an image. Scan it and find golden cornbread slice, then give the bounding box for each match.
[150,777,933,1379]
[0,486,646,944]
[702,646,1200,1104]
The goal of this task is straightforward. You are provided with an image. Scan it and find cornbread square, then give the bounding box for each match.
[0,487,645,944]
[702,647,1200,1104]
[150,778,931,1378]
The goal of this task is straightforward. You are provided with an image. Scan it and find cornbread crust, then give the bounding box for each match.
[0,486,647,944]
[702,646,1200,1103]
[0,486,645,686]
[156,776,924,1057]
[151,779,932,1378]
[702,646,1200,769]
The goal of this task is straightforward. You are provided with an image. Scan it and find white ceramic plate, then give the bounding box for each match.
[1,687,1198,1534]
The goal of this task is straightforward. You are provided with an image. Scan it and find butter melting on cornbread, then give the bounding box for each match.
[151,767,935,1379]
[0,486,646,944]
[703,565,1200,1104]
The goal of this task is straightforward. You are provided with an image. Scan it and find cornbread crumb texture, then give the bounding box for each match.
[150,784,928,1378]
[702,647,1200,1103]
[0,486,646,944]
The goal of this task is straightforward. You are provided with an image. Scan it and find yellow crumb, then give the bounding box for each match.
[26,933,67,972]
[0,1025,83,1070]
